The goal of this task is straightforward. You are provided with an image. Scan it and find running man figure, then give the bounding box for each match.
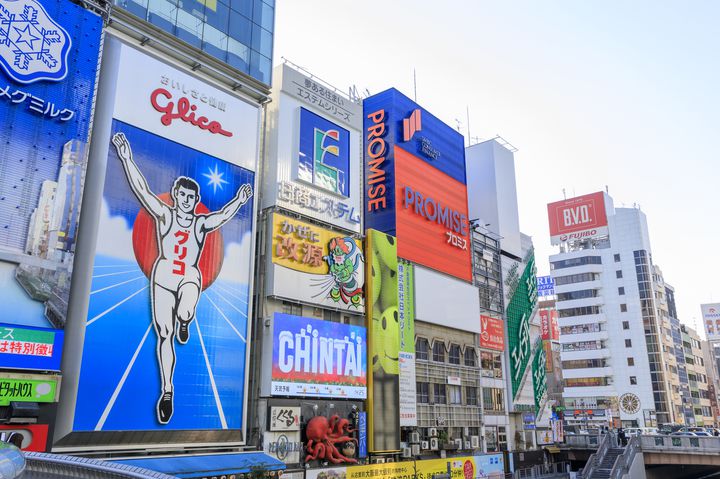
[111,132,253,424]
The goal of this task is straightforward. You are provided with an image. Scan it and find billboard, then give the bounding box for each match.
[537,276,555,297]
[363,88,471,282]
[547,192,608,245]
[267,213,364,311]
[71,39,259,435]
[0,0,101,370]
[507,250,538,399]
[701,303,720,342]
[397,261,416,426]
[480,315,505,351]
[262,64,362,232]
[532,343,548,413]
[539,309,559,341]
[269,313,367,398]
[306,455,505,479]
[366,229,400,452]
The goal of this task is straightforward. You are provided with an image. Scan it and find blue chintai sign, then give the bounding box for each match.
[0,0,102,369]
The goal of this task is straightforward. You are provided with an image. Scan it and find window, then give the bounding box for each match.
[281,301,301,315]
[558,305,601,318]
[417,382,429,403]
[565,377,609,387]
[562,341,604,352]
[433,383,446,404]
[625,339,632,347]
[483,388,505,412]
[622,321,630,330]
[466,386,478,406]
[557,289,598,301]
[561,323,602,335]
[616,270,623,279]
[551,256,602,270]
[481,351,503,378]
[432,341,445,362]
[449,344,461,365]
[448,385,462,404]
[618,287,625,295]
[464,347,477,367]
[630,376,637,385]
[620,304,627,312]
[416,338,429,361]
[562,359,606,369]
[627,357,635,366]
[555,273,599,286]
[614,254,621,262]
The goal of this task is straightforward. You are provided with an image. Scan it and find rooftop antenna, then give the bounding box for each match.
[454,119,462,133]
[466,106,471,148]
[562,188,566,199]
[605,185,609,194]
[413,68,417,102]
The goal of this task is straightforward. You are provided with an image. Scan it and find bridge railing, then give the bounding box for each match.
[639,435,720,453]
[577,433,610,479]
[609,435,639,479]
[564,434,602,449]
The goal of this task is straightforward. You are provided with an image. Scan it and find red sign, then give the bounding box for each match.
[540,309,560,341]
[480,315,505,351]
[395,147,472,281]
[547,192,608,245]
[0,424,49,451]
[550,310,559,340]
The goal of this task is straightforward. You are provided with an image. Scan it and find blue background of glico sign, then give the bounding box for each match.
[0,0,102,254]
[363,88,466,235]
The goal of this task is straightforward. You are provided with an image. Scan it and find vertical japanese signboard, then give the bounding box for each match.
[0,0,101,370]
[70,40,259,438]
[506,250,537,399]
[397,260,416,426]
[532,343,548,413]
[480,315,505,351]
[267,213,364,311]
[366,229,400,451]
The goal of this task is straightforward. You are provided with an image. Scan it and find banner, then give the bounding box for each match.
[532,343,548,413]
[547,192,608,245]
[537,276,554,297]
[701,303,720,342]
[0,373,58,405]
[270,313,366,398]
[480,315,505,351]
[268,213,364,311]
[366,229,400,452]
[398,260,417,426]
[0,0,101,369]
[73,40,259,433]
[507,250,538,398]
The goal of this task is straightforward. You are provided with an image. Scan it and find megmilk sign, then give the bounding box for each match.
[547,192,608,245]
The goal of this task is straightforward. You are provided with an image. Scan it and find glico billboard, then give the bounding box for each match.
[547,191,608,245]
[363,89,471,282]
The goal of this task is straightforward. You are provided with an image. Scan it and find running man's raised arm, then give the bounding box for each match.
[202,184,253,232]
[112,133,167,219]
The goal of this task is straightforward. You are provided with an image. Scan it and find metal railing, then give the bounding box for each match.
[513,461,570,478]
[564,434,602,449]
[609,435,639,479]
[639,434,720,453]
[577,433,611,479]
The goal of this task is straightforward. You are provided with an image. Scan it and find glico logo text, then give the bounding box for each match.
[150,88,232,137]
[403,186,468,250]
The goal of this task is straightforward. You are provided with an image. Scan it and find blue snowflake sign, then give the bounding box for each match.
[0,0,71,84]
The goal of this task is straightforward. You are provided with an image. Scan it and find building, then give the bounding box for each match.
[681,325,714,426]
[549,193,684,428]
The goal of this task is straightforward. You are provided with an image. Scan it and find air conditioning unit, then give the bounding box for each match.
[401,447,412,458]
[428,427,438,437]
[453,438,463,449]
[421,440,429,450]
[464,440,472,450]
[430,437,439,450]
[409,431,420,443]
[371,457,386,464]
[411,444,421,456]
[471,436,480,449]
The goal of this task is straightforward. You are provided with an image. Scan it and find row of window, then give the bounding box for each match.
[554,272,598,286]
[562,340,604,352]
[561,323,602,335]
[551,256,602,270]
[557,289,598,301]
[416,339,502,372]
[558,305,601,318]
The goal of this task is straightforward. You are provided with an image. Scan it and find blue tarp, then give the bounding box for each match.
[114,452,286,478]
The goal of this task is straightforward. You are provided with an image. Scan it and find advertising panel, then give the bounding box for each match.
[507,250,538,399]
[532,343,548,413]
[263,64,362,232]
[366,229,400,451]
[701,303,720,342]
[397,261,417,426]
[72,40,259,435]
[270,313,366,398]
[0,372,59,405]
[269,406,301,431]
[263,431,303,465]
[537,276,554,297]
[414,266,481,334]
[547,192,608,245]
[268,213,364,311]
[0,0,101,369]
[0,424,49,451]
[327,455,505,479]
[480,315,505,351]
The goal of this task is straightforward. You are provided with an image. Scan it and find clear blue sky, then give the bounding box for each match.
[274,1,720,334]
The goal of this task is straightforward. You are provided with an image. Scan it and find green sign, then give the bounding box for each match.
[0,377,57,405]
[398,261,415,354]
[507,249,537,399]
[532,343,548,412]
[0,327,54,345]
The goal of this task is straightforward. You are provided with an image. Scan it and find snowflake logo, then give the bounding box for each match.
[0,0,71,84]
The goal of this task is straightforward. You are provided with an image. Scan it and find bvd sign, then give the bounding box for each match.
[547,192,608,245]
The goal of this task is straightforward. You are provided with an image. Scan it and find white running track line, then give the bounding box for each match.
[212,283,248,305]
[93,264,136,269]
[92,269,141,279]
[194,318,228,429]
[94,322,153,430]
[90,275,146,295]
[87,286,148,326]
[208,289,248,319]
[205,294,246,342]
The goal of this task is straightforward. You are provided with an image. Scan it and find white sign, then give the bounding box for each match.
[263,431,303,464]
[536,429,553,445]
[447,376,462,386]
[270,406,301,431]
[399,351,417,427]
[701,303,720,342]
[113,43,259,170]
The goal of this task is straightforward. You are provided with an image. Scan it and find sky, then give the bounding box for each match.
[273,1,720,334]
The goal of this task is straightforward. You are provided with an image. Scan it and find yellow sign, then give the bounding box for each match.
[345,455,504,479]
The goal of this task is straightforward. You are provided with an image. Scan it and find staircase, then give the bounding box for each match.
[589,448,624,479]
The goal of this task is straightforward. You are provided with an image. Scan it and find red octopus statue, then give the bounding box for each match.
[304,414,358,464]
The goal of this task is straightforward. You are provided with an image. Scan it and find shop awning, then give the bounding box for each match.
[544,446,561,454]
[114,452,286,478]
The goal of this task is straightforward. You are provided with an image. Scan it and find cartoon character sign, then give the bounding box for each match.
[325,237,363,307]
